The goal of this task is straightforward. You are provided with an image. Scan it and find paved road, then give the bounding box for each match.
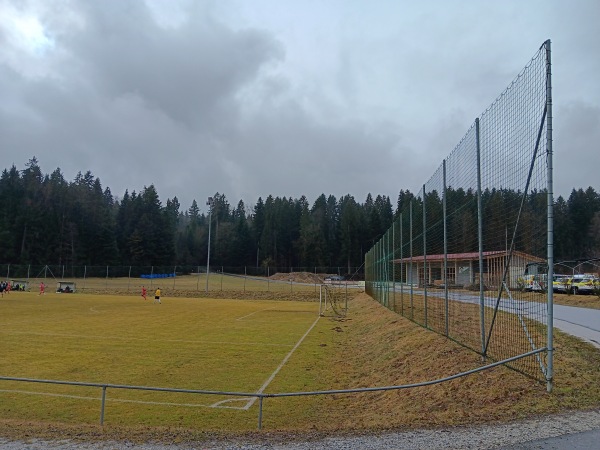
[393,287,600,348]
[501,428,600,449]
[553,303,600,348]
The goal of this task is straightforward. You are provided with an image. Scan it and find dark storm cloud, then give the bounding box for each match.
[1,0,288,208]
[553,101,600,198]
[228,100,404,202]
[2,0,599,211]
[1,0,412,209]
[64,2,283,130]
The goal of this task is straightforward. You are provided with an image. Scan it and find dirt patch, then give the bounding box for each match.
[269,271,327,284]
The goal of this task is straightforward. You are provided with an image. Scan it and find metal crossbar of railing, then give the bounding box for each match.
[365,40,554,390]
[0,348,544,430]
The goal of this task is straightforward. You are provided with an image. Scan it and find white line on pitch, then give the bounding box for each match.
[236,307,274,321]
[232,315,321,411]
[0,389,220,409]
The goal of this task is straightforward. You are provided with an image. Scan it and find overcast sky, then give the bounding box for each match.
[1,0,599,213]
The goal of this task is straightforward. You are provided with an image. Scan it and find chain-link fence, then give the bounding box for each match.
[366,41,553,387]
[0,263,363,295]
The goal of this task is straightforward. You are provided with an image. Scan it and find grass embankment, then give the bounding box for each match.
[553,292,600,309]
[305,293,600,431]
[0,291,598,444]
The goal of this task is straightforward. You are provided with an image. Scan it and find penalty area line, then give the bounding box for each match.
[236,307,275,321]
[212,315,321,410]
[0,389,219,409]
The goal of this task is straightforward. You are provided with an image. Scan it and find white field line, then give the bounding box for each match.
[0,389,217,409]
[211,315,321,410]
[237,307,317,321]
[3,309,320,411]
[236,307,274,321]
[1,331,293,347]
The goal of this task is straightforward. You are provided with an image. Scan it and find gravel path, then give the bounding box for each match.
[1,409,599,449]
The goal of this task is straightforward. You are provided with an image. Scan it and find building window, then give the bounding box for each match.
[446,267,456,284]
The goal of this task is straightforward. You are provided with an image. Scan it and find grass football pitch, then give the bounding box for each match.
[2,288,600,438]
[0,290,331,430]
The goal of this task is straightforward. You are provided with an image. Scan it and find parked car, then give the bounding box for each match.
[518,274,545,292]
[567,274,600,295]
[324,275,345,282]
[552,274,570,293]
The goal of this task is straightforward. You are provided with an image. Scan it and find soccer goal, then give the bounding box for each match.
[319,283,348,317]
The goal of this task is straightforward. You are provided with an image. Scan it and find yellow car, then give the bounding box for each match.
[567,275,600,295]
[552,275,569,293]
[518,274,545,292]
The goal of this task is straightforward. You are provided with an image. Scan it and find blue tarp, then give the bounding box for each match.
[140,273,176,279]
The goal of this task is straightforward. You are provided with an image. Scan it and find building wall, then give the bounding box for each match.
[394,252,541,289]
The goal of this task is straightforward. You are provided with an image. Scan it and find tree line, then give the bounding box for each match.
[0,158,598,273]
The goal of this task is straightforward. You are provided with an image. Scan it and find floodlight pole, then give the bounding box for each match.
[206,197,214,293]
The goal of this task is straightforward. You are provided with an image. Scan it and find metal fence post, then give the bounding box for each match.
[379,238,383,304]
[100,386,107,425]
[400,213,404,315]
[392,219,396,311]
[423,184,428,328]
[375,240,379,302]
[385,232,389,307]
[443,160,449,337]
[476,117,486,356]
[258,396,264,429]
[409,200,414,319]
[545,39,554,393]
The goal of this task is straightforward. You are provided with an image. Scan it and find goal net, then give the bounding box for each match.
[319,284,347,317]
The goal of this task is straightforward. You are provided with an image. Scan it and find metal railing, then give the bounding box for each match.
[0,348,543,430]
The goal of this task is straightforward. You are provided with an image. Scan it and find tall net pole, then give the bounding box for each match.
[545,39,554,393]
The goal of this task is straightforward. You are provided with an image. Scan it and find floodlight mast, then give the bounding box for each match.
[206,197,213,293]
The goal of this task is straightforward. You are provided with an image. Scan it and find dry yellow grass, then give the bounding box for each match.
[552,292,600,309]
[45,273,325,295]
[0,290,598,443]
[0,291,325,430]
